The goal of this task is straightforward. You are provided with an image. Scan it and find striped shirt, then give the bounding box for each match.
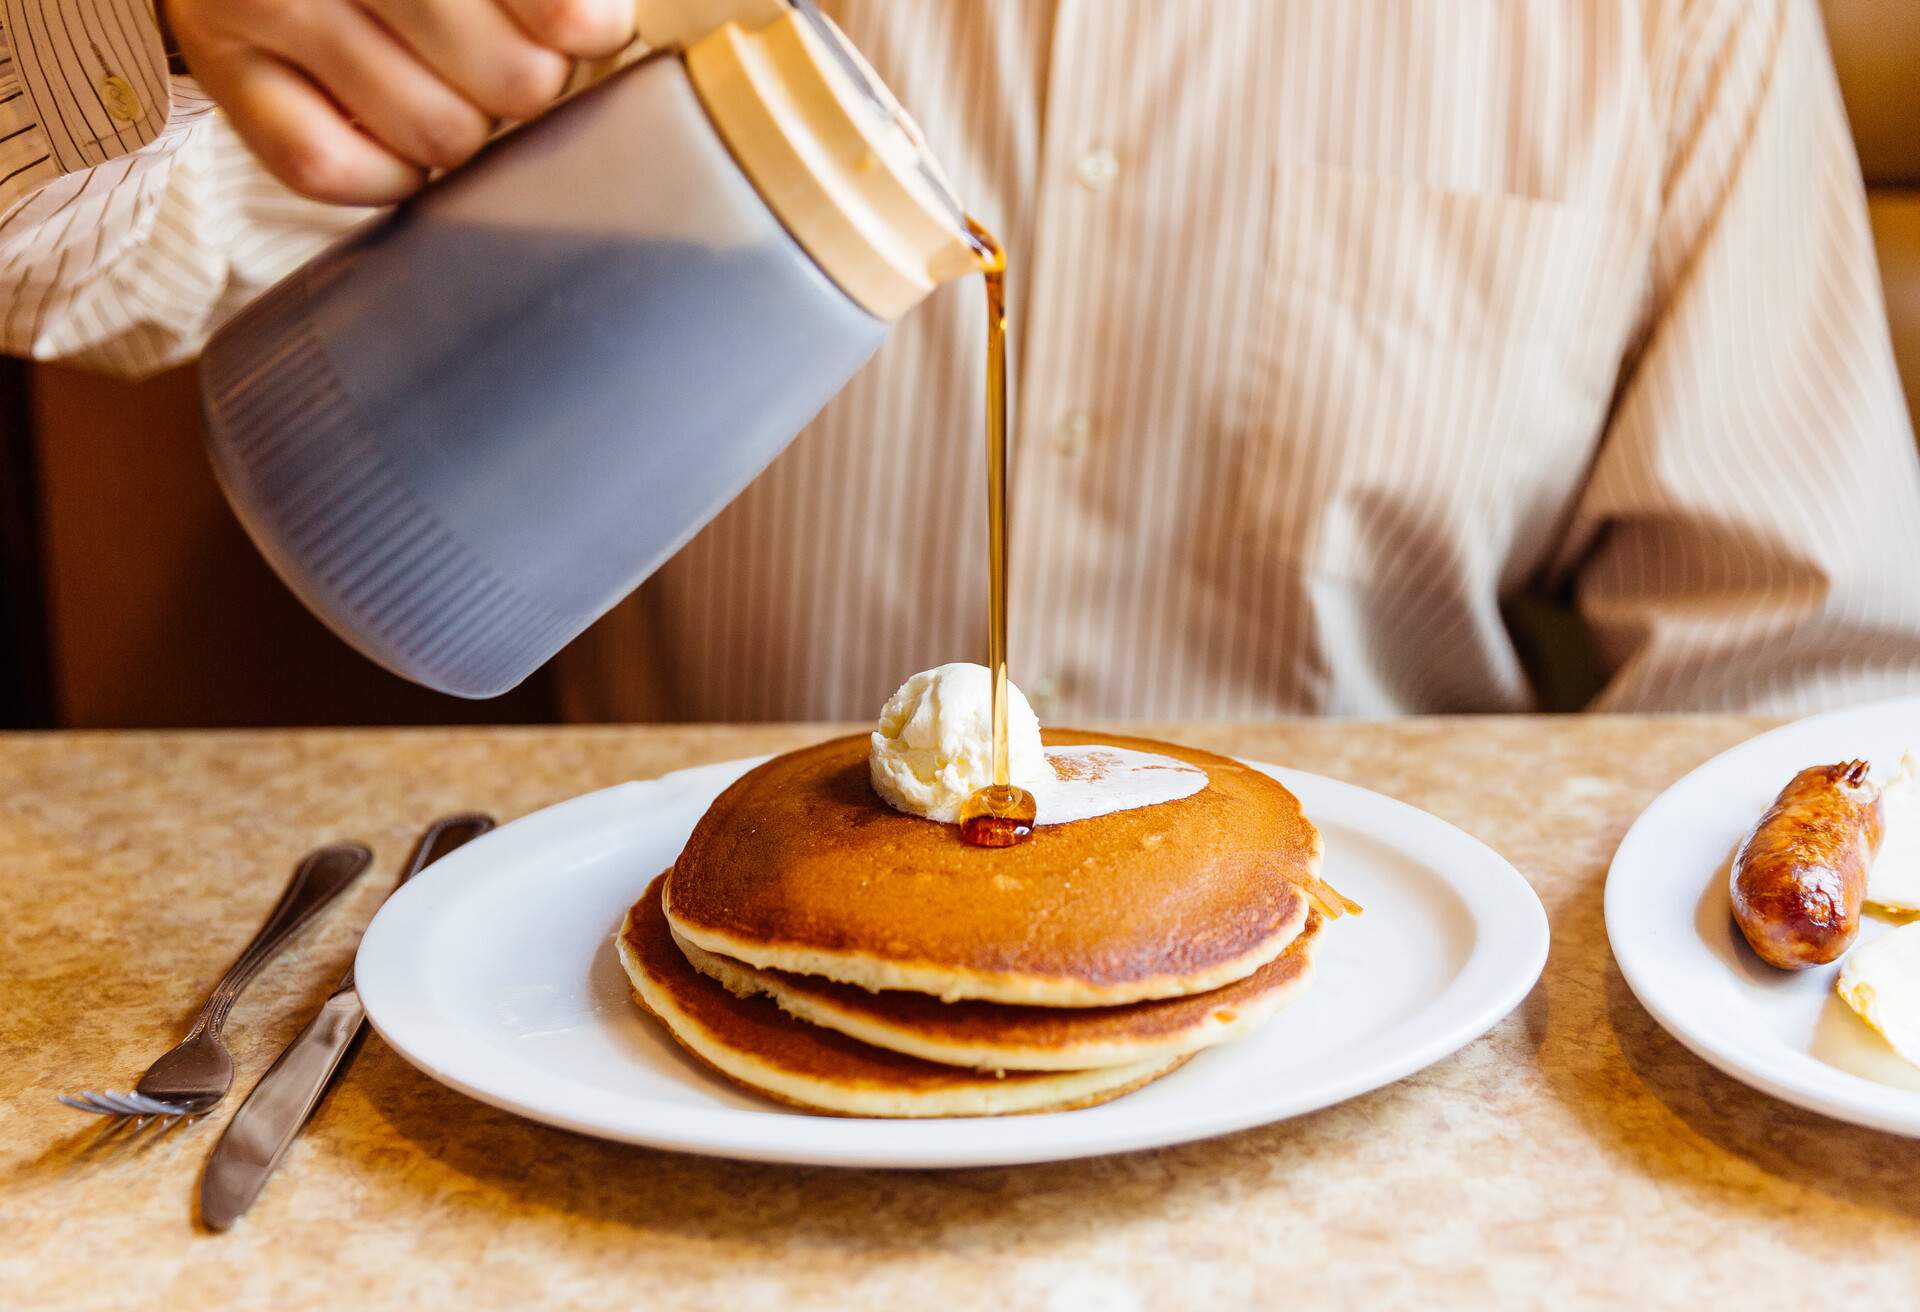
[5,1,1919,721]
[0,1,366,374]
[0,0,165,192]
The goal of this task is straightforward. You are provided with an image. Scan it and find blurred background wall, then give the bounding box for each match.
[0,0,1914,730]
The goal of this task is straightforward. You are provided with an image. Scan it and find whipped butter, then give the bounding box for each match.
[869,664,1207,826]
[870,663,1049,823]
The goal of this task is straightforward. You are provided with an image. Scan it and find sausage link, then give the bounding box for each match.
[1730,760,1881,970]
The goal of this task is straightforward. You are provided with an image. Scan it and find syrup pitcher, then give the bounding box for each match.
[199,0,981,697]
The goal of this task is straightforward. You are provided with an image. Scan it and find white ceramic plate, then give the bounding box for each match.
[356,756,1549,1168]
[1605,696,1920,1137]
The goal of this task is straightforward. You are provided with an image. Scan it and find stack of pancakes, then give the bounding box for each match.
[617,730,1339,1117]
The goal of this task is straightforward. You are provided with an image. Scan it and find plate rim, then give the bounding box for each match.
[356,754,1550,1167]
[1603,694,1920,1137]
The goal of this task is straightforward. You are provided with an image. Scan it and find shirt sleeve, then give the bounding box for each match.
[0,0,170,201]
[0,3,369,376]
[1555,0,1920,713]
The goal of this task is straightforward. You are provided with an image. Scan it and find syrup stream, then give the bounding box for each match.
[958,218,1035,847]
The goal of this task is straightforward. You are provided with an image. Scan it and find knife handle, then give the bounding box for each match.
[199,812,495,1231]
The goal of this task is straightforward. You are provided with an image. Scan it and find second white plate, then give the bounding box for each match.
[356,755,1549,1168]
[1605,696,1920,1137]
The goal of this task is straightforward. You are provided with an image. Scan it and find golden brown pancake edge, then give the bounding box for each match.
[618,876,1191,1117]
[664,729,1322,1006]
[673,911,1322,1071]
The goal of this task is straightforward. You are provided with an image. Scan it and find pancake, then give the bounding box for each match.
[617,877,1185,1117]
[674,911,1322,1071]
[665,730,1322,1006]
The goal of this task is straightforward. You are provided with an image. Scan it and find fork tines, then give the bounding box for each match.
[57,1090,194,1119]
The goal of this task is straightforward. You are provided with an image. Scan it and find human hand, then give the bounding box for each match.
[166,0,635,204]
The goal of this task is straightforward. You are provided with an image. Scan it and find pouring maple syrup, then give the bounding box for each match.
[957,218,1037,848]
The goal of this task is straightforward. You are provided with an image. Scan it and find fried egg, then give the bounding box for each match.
[1836,920,1920,1070]
[1869,752,1920,913]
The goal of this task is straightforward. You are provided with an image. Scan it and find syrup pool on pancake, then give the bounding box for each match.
[869,664,1209,830]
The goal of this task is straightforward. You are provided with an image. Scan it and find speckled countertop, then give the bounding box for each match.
[5,719,1919,1310]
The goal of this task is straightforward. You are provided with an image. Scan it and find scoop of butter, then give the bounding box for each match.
[1870,752,1920,912]
[869,663,1049,823]
[1836,920,1920,1070]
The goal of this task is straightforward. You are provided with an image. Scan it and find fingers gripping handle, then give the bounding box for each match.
[632,0,785,49]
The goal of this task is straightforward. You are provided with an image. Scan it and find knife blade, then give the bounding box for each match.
[199,812,495,1231]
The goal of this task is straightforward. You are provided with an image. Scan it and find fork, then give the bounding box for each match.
[59,841,373,1125]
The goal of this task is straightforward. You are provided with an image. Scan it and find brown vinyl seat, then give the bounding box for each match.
[1823,0,1920,431]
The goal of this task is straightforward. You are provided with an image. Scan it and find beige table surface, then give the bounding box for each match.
[4,718,1919,1310]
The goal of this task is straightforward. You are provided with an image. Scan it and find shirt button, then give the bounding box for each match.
[1074,145,1119,191]
[1052,411,1093,457]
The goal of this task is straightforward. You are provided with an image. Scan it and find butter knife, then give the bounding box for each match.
[199,812,495,1231]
